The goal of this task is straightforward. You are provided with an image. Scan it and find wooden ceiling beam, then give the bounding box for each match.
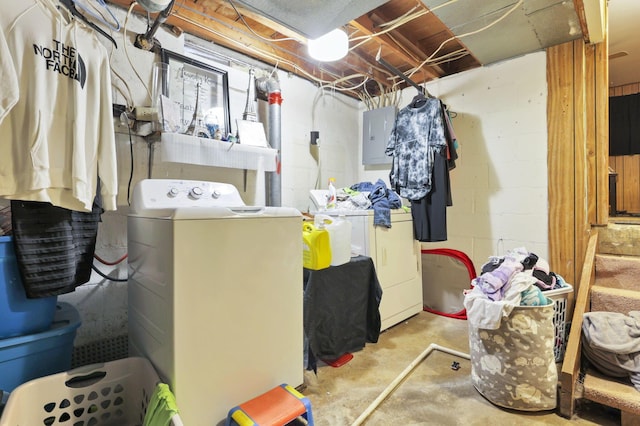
[366,10,447,78]
[351,14,439,83]
[198,0,306,43]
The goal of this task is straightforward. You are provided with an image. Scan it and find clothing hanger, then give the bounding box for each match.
[442,102,457,118]
[72,0,121,31]
[58,0,118,48]
[410,91,428,108]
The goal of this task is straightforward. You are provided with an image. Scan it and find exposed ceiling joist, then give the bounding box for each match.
[103,0,610,99]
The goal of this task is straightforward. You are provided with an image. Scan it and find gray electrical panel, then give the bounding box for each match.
[362,105,396,165]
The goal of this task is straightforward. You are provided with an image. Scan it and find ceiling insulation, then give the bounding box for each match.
[230,0,390,39]
[421,0,583,65]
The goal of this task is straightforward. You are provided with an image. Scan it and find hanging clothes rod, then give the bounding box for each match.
[58,0,118,48]
[376,51,431,97]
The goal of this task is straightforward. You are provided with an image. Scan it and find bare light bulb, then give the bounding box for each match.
[308,29,349,62]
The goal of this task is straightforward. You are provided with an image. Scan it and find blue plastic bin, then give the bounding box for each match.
[0,302,81,393]
[0,236,57,338]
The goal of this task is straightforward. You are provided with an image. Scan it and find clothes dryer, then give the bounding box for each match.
[309,190,423,331]
[128,179,302,425]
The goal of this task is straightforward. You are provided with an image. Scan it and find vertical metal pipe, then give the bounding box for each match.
[267,90,282,206]
[256,76,282,207]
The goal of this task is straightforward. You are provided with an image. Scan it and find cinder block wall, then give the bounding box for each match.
[409,52,549,271]
[52,6,550,347]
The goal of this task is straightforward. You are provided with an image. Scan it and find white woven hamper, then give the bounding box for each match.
[0,357,182,426]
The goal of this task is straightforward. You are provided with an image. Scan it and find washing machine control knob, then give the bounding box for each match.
[189,186,204,199]
[212,190,221,199]
[168,187,179,198]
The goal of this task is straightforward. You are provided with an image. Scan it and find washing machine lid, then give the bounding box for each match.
[129,179,300,219]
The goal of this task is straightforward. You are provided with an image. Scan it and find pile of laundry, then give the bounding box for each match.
[464,247,570,330]
[582,310,640,391]
[334,179,405,227]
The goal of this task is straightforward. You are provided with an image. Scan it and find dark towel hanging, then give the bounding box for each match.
[10,194,103,299]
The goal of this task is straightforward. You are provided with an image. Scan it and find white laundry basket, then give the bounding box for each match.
[468,302,558,411]
[0,357,182,426]
[544,284,573,362]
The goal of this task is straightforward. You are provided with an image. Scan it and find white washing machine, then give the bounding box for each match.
[127,179,303,425]
[309,190,423,331]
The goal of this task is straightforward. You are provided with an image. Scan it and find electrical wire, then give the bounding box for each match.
[360,78,402,110]
[124,112,135,206]
[91,263,128,282]
[177,3,369,89]
[111,72,134,110]
[141,2,391,94]
[123,1,152,103]
[94,252,128,265]
[348,7,426,49]
[109,38,135,111]
[348,0,460,50]
[319,75,370,92]
[175,12,368,92]
[129,0,513,97]
[407,0,524,79]
[104,24,135,111]
[268,60,279,79]
[346,0,509,88]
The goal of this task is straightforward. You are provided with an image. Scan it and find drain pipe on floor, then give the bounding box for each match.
[351,343,470,426]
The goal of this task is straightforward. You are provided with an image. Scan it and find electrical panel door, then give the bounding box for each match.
[362,106,396,165]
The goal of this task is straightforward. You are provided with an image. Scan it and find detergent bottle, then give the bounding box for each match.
[314,214,351,266]
[326,178,337,209]
[302,221,331,270]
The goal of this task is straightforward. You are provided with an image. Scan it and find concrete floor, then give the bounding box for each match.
[301,311,619,426]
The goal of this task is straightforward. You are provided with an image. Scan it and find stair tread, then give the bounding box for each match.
[590,285,640,314]
[591,285,640,296]
[599,224,640,256]
[583,369,640,414]
[595,254,640,292]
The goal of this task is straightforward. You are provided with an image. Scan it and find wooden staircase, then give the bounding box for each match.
[560,225,640,425]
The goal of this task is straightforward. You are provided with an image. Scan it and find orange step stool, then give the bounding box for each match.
[225,384,314,426]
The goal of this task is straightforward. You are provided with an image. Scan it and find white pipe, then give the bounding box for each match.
[351,343,470,426]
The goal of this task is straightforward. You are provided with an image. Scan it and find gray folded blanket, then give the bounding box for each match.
[581,311,640,391]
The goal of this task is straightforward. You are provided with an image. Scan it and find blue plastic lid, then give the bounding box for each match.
[0,303,81,348]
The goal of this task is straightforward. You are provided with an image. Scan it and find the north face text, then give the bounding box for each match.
[33,39,86,88]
